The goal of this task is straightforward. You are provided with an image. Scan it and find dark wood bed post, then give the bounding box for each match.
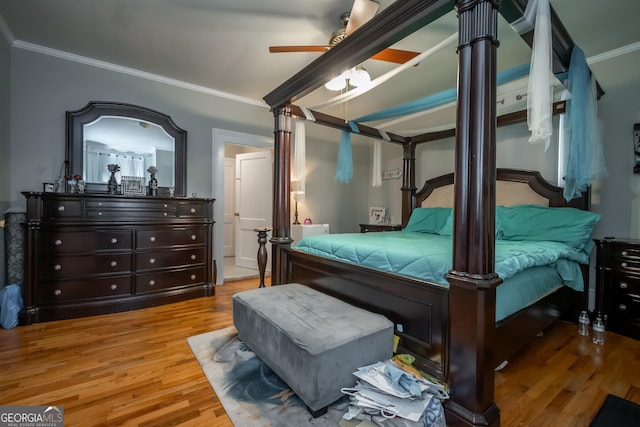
[270,107,293,285]
[401,141,417,227]
[445,1,502,426]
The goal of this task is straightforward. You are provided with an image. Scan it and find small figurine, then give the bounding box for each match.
[304,218,312,225]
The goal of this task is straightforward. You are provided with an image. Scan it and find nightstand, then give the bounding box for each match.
[291,224,330,245]
[594,238,640,340]
[359,223,403,233]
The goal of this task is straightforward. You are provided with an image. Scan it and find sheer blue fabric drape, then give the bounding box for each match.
[563,45,608,201]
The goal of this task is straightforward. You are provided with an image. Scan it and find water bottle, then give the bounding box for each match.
[592,316,605,345]
[578,310,590,336]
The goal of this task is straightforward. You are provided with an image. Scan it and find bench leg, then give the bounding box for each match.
[306,405,328,418]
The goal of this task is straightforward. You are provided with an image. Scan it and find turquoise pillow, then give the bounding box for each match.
[403,207,452,234]
[439,210,504,238]
[496,204,601,250]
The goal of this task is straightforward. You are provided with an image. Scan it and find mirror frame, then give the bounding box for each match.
[66,101,187,196]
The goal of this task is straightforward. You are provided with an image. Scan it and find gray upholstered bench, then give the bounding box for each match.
[232,283,394,416]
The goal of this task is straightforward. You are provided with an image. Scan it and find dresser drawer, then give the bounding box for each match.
[135,247,205,271]
[39,253,133,278]
[85,199,179,219]
[135,267,206,293]
[40,230,132,254]
[42,199,83,218]
[136,228,206,249]
[612,244,640,260]
[37,276,132,304]
[178,202,205,218]
[610,271,640,296]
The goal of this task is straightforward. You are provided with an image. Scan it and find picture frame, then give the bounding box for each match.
[368,207,386,225]
[43,182,55,193]
[121,176,145,196]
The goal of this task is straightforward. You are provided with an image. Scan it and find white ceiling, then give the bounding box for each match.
[1,0,639,135]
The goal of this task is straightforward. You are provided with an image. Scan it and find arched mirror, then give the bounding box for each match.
[66,101,186,196]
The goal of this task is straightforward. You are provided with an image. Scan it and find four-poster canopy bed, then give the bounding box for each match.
[261,1,602,426]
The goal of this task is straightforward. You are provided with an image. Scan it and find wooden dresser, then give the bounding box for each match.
[594,238,640,340]
[21,192,215,324]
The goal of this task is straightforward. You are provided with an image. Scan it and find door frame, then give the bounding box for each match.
[213,128,273,285]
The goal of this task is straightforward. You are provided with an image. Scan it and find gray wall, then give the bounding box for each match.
[5,40,640,288]
[8,49,271,206]
[0,34,10,287]
[5,46,372,284]
[0,34,9,208]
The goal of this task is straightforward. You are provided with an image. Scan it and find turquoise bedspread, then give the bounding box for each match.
[293,231,589,321]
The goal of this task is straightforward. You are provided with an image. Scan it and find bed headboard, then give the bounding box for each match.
[414,168,590,211]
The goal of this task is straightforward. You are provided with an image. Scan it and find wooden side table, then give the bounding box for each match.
[359,223,403,233]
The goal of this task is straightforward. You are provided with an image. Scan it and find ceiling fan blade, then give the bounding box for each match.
[371,48,421,64]
[269,45,329,53]
[345,0,380,35]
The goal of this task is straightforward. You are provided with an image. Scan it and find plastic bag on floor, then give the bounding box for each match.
[0,284,23,329]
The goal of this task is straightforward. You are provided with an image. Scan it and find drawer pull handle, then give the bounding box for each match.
[54,239,63,246]
[164,204,168,208]
[163,212,168,217]
[110,261,118,267]
[618,304,627,311]
[620,282,628,289]
[54,289,62,296]
[149,280,155,286]
[149,258,156,264]
[191,235,197,241]
[98,202,103,207]
[191,254,196,260]
[622,250,628,256]
[57,206,65,212]
[621,262,628,268]
[110,284,118,291]
[149,236,156,242]
[111,237,118,244]
[190,274,196,280]
[190,208,196,214]
[98,212,103,216]
[54,264,62,271]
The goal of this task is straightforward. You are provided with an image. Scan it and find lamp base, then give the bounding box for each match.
[293,199,300,224]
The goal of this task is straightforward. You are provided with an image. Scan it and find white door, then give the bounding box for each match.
[223,158,235,256]
[235,151,272,269]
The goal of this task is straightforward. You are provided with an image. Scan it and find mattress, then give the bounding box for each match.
[293,231,588,321]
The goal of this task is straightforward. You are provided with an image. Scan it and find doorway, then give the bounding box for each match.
[212,129,273,284]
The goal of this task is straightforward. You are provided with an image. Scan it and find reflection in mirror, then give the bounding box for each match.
[66,101,187,196]
[83,116,175,186]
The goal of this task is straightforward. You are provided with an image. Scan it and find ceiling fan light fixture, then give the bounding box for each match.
[349,66,371,88]
[325,74,347,91]
[324,67,371,91]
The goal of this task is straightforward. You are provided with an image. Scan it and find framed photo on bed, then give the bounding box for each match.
[368,207,386,225]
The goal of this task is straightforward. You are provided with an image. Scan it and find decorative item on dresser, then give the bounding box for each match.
[20,192,215,325]
[594,238,640,340]
[359,223,403,233]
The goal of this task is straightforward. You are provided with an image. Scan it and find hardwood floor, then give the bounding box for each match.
[1,278,639,426]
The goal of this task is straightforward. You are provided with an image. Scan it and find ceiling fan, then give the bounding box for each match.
[268,0,420,64]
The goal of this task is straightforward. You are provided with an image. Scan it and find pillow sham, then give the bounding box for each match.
[438,209,504,238]
[496,204,601,250]
[403,207,452,234]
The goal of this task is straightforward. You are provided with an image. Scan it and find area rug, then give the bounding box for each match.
[187,326,442,427]
[187,326,356,427]
[589,394,640,427]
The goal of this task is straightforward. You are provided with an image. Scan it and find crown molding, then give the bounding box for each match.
[11,40,268,109]
[588,41,640,65]
[0,14,15,44]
